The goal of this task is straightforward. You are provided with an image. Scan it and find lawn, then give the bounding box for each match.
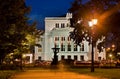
[68,67,120,79]
[0,70,17,79]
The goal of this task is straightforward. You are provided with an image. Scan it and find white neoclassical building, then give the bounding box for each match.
[34,13,106,62]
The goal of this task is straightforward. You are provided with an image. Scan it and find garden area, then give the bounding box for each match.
[1,62,120,79]
[67,67,120,79]
[0,70,17,79]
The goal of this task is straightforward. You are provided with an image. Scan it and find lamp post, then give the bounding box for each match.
[88,19,98,72]
[51,46,60,65]
[109,54,112,68]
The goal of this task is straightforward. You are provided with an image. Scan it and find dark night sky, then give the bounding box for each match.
[26,0,88,30]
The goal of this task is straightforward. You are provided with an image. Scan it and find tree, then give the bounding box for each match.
[69,0,120,53]
[0,0,36,65]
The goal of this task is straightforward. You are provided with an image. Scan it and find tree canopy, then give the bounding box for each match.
[0,0,36,64]
[69,0,120,53]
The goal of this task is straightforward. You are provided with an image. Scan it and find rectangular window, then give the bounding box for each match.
[80,55,84,61]
[55,23,59,28]
[80,43,84,51]
[68,55,71,59]
[61,37,65,41]
[74,55,77,60]
[61,43,65,51]
[38,56,41,61]
[54,37,59,41]
[61,23,65,28]
[68,37,71,41]
[67,23,69,27]
[82,44,84,51]
[38,48,42,52]
[61,37,63,41]
[68,43,71,51]
[74,44,77,51]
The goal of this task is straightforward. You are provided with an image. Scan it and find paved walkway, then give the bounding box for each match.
[11,69,104,79]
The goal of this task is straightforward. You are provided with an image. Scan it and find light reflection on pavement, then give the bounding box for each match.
[12,69,106,79]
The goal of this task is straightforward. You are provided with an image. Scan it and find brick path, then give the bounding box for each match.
[11,69,104,79]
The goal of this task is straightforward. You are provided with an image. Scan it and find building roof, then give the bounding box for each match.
[45,17,67,20]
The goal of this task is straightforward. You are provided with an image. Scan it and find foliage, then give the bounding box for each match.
[0,0,36,64]
[69,0,120,52]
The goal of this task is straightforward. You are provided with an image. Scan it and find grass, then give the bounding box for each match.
[67,67,120,79]
[1,65,120,79]
[0,70,18,79]
[28,65,120,79]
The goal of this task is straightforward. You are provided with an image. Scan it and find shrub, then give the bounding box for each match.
[0,70,16,79]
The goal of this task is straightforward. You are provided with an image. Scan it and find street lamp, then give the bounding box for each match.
[88,19,98,72]
[109,54,112,58]
[109,54,112,68]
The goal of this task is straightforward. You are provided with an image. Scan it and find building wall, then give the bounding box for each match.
[34,13,106,61]
[43,13,90,61]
